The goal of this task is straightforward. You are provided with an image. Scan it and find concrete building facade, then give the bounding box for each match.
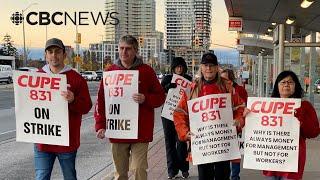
[105,0,156,43]
[165,0,212,71]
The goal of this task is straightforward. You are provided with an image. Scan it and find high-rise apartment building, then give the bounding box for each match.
[105,0,156,42]
[165,0,212,74]
[165,0,194,48]
[165,0,211,49]
[194,0,211,49]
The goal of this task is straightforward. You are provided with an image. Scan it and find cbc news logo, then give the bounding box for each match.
[11,12,24,25]
[10,11,119,26]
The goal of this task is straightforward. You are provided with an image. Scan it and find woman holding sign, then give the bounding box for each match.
[263,71,320,180]
[161,57,192,179]
[173,53,245,180]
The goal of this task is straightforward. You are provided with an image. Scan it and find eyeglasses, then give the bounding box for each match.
[279,80,295,85]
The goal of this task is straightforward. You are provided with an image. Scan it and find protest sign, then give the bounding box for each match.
[14,71,69,146]
[161,74,191,120]
[187,93,240,165]
[243,97,300,172]
[238,129,245,155]
[103,70,139,139]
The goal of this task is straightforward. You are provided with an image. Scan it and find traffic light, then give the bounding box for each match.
[74,54,81,63]
[138,36,144,47]
[76,33,81,44]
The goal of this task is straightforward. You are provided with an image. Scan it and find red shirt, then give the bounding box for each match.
[234,83,248,104]
[37,69,92,153]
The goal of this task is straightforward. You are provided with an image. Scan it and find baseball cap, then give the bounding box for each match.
[201,53,218,65]
[45,38,65,51]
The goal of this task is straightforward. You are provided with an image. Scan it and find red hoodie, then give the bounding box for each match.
[234,83,248,104]
[37,66,92,153]
[95,62,165,143]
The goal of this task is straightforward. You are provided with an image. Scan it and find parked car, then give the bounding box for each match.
[314,79,320,94]
[0,65,13,84]
[96,70,103,81]
[82,71,98,81]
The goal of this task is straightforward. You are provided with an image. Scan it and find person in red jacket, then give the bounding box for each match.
[34,38,92,180]
[173,53,245,180]
[263,70,320,180]
[95,35,165,180]
[221,69,248,180]
[221,69,248,104]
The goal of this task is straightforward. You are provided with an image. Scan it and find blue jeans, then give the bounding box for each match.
[231,162,240,180]
[34,145,77,180]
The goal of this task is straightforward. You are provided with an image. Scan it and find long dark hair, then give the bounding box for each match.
[271,70,303,98]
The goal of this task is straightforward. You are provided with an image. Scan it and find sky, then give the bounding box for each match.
[0,0,238,50]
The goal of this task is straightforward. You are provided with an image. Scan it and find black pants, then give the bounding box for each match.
[162,117,189,176]
[198,161,230,180]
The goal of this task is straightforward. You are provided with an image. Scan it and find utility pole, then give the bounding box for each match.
[168,47,172,74]
[45,25,48,42]
[75,25,80,71]
[191,13,195,77]
[22,3,38,67]
[100,35,104,70]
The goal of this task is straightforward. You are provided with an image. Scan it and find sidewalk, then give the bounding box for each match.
[92,128,199,180]
[92,84,320,180]
[92,134,320,180]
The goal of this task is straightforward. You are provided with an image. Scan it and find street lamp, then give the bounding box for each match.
[22,3,37,67]
[191,11,195,77]
[285,16,296,25]
[99,35,104,70]
[301,0,314,8]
